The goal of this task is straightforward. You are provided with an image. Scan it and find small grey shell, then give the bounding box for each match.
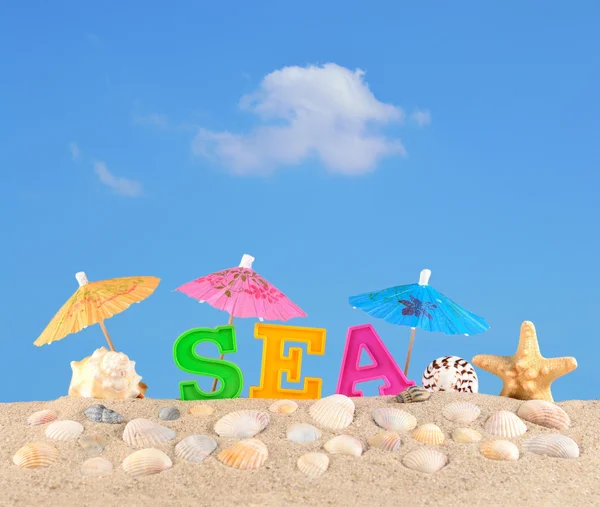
[394,386,431,404]
[158,406,181,421]
[84,404,125,424]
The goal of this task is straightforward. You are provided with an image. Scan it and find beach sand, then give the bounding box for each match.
[1,393,599,507]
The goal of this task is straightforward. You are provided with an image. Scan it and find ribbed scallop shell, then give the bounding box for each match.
[158,406,181,421]
[394,386,431,403]
[189,405,215,416]
[484,410,527,438]
[517,400,571,430]
[287,423,322,443]
[214,410,270,438]
[323,435,363,457]
[79,433,107,455]
[309,394,355,430]
[122,448,173,477]
[83,404,125,424]
[368,431,402,453]
[122,418,176,447]
[175,435,217,463]
[269,399,299,414]
[13,443,59,468]
[522,434,579,459]
[217,439,268,470]
[442,402,481,424]
[480,440,520,461]
[297,452,329,478]
[452,428,482,443]
[412,424,445,446]
[45,420,84,441]
[402,448,448,474]
[81,457,113,476]
[27,409,58,426]
[372,408,417,432]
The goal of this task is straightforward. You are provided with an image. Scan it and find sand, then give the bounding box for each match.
[1,393,599,507]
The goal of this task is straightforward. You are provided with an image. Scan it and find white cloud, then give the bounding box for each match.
[93,162,142,197]
[192,63,416,176]
[69,142,81,161]
[411,110,431,127]
[133,113,168,129]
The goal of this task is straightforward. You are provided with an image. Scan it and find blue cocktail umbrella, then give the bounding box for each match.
[349,269,489,376]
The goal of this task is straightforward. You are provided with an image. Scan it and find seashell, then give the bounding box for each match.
[214,410,269,438]
[309,394,355,430]
[297,452,329,478]
[122,448,173,477]
[422,355,478,393]
[442,402,481,424]
[452,428,482,443]
[412,424,445,446]
[81,457,113,476]
[217,439,268,470]
[286,423,322,444]
[402,448,448,474]
[84,404,125,424]
[68,347,146,399]
[394,386,431,404]
[158,406,181,421]
[123,418,176,447]
[79,433,107,455]
[522,434,579,459]
[45,420,84,441]
[480,440,519,461]
[13,443,59,468]
[324,435,363,457]
[269,399,299,414]
[368,431,402,453]
[371,408,417,432]
[517,400,571,430]
[484,410,527,438]
[189,405,215,416]
[175,435,217,463]
[27,409,58,426]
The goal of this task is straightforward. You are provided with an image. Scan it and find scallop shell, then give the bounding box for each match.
[297,452,329,478]
[371,408,417,432]
[122,448,173,477]
[442,402,481,424]
[27,409,58,426]
[217,439,268,470]
[480,440,519,461]
[269,399,299,414]
[214,410,270,438]
[517,400,571,430]
[13,443,59,468]
[402,448,448,474]
[368,431,402,453]
[309,394,355,430]
[394,386,431,403]
[422,355,478,393]
[79,433,107,455]
[286,423,322,444]
[324,435,363,457]
[175,435,217,463]
[45,420,84,441]
[522,434,579,459]
[412,424,445,446]
[84,404,125,424]
[122,418,176,447]
[158,406,181,421]
[484,410,527,438]
[189,405,215,416]
[81,457,113,476]
[452,428,482,443]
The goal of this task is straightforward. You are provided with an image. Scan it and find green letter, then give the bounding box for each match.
[173,325,243,400]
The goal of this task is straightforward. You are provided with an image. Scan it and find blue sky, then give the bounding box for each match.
[1,2,598,403]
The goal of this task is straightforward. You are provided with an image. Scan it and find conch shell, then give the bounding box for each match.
[68,347,147,399]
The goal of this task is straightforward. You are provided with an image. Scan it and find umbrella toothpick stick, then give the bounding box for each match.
[98,320,116,352]
[404,327,417,376]
[211,314,235,392]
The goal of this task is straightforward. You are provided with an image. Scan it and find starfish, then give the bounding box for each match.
[472,321,577,402]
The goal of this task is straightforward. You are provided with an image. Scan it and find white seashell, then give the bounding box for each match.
[368,431,402,453]
[371,408,417,432]
[189,405,215,416]
[442,402,481,424]
[27,409,58,426]
[452,428,482,443]
[522,434,579,459]
[402,448,448,474]
[13,443,59,468]
[217,439,268,470]
[81,457,113,476]
[324,435,363,457]
[517,400,571,430]
[45,420,84,441]
[286,423,322,444]
[214,410,269,438]
[122,448,172,477]
[123,418,176,447]
[309,394,355,430]
[175,435,217,463]
[79,433,107,455]
[269,399,299,414]
[480,440,520,461]
[422,355,478,393]
[412,424,445,446]
[484,410,527,438]
[297,452,329,478]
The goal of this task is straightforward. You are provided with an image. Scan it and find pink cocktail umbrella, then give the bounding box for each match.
[175,254,307,391]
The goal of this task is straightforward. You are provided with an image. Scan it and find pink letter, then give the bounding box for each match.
[336,324,416,396]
